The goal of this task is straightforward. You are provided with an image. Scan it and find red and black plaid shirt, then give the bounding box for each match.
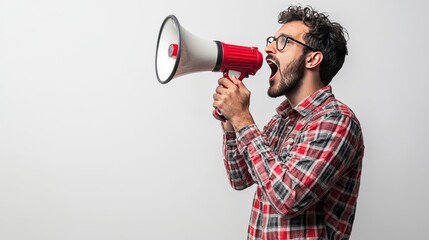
[223,86,364,240]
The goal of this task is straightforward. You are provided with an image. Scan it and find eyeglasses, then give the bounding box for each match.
[266,34,317,52]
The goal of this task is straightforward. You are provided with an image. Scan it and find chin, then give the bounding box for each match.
[267,85,282,98]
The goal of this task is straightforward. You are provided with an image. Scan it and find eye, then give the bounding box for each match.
[278,36,288,47]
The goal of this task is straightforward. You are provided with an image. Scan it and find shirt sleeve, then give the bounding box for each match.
[223,131,256,190]
[235,113,362,217]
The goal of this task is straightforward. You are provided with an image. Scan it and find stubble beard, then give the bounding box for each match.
[268,52,306,98]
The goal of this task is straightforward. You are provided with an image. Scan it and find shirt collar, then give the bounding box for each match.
[276,85,333,117]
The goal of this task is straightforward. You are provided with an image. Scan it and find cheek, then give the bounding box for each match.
[277,54,294,67]
[277,56,290,73]
[278,51,302,70]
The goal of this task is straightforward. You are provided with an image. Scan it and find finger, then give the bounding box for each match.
[219,77,236,89]
[217,77,227,86]
[213,92,222,101]
[212,99,222,109]
[230,77,242,86]
[215,85,226,94]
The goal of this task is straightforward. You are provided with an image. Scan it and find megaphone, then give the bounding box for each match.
[155,15,263,121]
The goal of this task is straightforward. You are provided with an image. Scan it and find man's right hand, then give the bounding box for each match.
[213,77,255,132]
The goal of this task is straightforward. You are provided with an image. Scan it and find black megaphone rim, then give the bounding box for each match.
[155,15,182,84]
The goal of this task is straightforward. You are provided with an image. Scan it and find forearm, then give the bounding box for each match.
[223,131,255,190]
[229,111,255,132]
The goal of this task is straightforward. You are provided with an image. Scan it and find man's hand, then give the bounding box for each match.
[212,77,255,131]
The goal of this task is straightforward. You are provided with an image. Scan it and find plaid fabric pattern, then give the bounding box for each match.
[223,86,364,240]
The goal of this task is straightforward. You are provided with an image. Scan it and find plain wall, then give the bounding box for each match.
[1,0,428,239]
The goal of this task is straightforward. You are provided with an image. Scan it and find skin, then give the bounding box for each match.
[213,20,324,132]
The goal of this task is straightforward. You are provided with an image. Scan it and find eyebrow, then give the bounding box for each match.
[276,33,293,39]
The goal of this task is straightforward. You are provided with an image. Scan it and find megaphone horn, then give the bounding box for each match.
[155,15,263,121]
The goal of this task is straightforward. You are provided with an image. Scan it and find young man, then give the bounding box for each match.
[212,5,364,240]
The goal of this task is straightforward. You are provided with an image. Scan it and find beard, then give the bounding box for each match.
[268,52,306,98]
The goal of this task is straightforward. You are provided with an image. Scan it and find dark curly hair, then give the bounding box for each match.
[278,5,348,85]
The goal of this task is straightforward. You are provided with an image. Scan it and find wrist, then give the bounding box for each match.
[230,112,254,132]
[221,121,234,132]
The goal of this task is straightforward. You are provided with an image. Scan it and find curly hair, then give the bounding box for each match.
[278,5,348,85]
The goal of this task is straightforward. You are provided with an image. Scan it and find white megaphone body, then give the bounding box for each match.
[155,15,263,121]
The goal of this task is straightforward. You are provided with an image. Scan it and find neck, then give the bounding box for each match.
[286,75,325,107]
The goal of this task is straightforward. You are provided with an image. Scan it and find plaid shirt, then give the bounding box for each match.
[223,86,364,240]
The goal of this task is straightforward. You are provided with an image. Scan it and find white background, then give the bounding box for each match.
[1,0,428,239]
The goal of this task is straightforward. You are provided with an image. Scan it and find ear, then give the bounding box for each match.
[305,51,323,69]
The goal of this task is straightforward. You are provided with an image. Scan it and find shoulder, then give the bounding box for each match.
[313,96,359,122]
[303,96,363,137]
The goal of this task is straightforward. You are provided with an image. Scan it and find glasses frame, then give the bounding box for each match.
[266,34,317,52]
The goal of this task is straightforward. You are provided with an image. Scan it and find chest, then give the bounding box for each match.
[262,115,306,160]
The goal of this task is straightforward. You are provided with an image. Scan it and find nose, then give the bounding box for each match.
[265,41,276,55]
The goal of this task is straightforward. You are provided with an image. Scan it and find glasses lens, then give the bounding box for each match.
[266,36,274,46]
[277,35,288,51]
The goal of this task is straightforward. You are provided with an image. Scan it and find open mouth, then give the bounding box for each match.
[267,59,279,79]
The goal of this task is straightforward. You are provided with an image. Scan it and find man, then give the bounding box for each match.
[212,5,364,240]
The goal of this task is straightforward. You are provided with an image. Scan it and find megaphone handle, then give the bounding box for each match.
[212,70,247,122]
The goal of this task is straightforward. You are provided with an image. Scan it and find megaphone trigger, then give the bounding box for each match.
[223,70,248,81]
